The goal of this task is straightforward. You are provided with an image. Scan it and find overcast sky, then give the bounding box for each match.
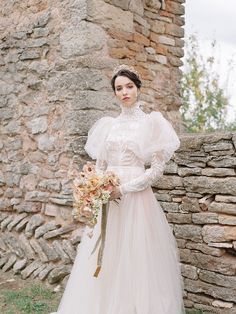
[184,0,236,122]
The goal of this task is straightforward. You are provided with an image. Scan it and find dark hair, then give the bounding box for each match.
[111,69,142,92]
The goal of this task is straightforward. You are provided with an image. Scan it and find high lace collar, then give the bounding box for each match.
[117,101,146,121]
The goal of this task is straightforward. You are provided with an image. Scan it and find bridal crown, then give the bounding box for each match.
[112,64,140,79]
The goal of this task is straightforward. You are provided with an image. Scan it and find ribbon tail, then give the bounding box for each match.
[90,233,101,257]
[93,202,109,277]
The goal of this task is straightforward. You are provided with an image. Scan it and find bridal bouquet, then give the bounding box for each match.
[72,162,120,229]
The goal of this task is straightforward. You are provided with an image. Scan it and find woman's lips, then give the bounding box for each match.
[123,97,130,100]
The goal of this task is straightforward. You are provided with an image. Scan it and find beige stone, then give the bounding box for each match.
[218,214,236,225]
[202,225,236,243]
[87,0,133,32]
[208,201,236,215]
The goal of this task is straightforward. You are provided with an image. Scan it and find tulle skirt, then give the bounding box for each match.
[55,166,185,314]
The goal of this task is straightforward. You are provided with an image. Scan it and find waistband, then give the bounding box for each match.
[107,165,145,169]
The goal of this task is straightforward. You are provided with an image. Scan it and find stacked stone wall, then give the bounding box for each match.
[2,0,235,312]
[0,0,185,284]
[154,132,236,313]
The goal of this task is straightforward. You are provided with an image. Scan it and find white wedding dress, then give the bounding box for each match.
[54,102,185,314]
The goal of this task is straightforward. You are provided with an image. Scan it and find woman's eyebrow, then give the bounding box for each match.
[115,83,134,88]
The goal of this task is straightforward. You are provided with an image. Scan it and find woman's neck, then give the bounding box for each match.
[119,101,145,119]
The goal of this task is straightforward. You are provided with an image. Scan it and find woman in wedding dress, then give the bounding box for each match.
[53,64,185,314]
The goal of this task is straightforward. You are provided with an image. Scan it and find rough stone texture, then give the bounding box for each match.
[154,132,236,312]
[0,0,236,313]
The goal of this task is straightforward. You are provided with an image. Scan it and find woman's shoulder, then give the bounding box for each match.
[147,110,163,119]
[91,115,114,129]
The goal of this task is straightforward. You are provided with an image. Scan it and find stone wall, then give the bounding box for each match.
[2,0,235,312]
[0,0,185,285]
[154,132,236,313]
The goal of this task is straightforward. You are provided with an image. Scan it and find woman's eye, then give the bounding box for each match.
[116,87,122,91]
[127,85,133,89]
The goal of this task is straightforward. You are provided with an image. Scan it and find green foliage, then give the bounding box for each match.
[181,34,236,133]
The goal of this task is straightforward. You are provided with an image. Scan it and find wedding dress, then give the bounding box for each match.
[54,102,185,314]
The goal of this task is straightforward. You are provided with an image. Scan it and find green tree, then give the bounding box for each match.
[180,34,236,132]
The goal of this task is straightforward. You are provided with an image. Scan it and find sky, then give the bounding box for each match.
[184,0,236,122]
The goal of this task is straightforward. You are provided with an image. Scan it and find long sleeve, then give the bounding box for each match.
[95,158,107,172]
[119,151,166,194]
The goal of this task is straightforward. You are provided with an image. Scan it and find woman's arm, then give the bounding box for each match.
[95,159,108,172]
[119,151,166,194]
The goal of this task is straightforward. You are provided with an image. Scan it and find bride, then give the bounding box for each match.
[52,64,185,314]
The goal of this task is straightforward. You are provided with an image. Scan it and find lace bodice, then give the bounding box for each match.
[84,102,180,195]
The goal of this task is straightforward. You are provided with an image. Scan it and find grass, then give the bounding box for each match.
[186,310,204,314]
[0,272,205,314]
[0,283,62,314]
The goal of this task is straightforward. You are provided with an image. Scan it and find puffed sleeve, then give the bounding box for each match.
[119,112,180,195]
[84,116,114,161]
[143,111,180,164]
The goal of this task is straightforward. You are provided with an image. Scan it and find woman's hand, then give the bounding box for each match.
[110,186,122,201]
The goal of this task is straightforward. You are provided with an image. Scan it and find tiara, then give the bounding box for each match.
[112,64,140,78]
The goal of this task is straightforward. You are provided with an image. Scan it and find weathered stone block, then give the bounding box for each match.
[183,177,236,195]
[60,21,106,58]
[30,239,48,262]
[2,254,17,272]
[87,0,133,32]
[166,24,184,37]
[167,212,191,224]
[199,269,236,288]
[181,264,198,280]
[15,202,41,213]
[218,214,236,225]
[15,217,30,232]
[174,224,202,242]
[181,250,236,275]
[44,225,76,239]
[208,202,236,215]
[48,265,72,284]
[19,234,35,260]
[207,156,236,168]
[20,50,40,60]
[202,225,236,243]
[165,1,185,15]
[215,195,236,203]
[35,222,60,238]
[38,179,61,192]
[26,117,48,134]
[159,201,179,212]
[201,167,236,177]
[1,215,14,231]
[37,238,59,261]
[13,258,28,273]
[184,278,236,303]
[158,35,175,46]
[21,261,41,279]
[192,213,218,224]
[62,240,76,261]
[25,191,50,202]
[38,264,54,280]
[1,232,24,257]
[49,195,73,206]
[37,134,55,152]
[34,11,51,27]
[52,240,71,264]
[25,214,45,238]
[179,197,200,213]
[129,0,144,15]
[154,175,183,189]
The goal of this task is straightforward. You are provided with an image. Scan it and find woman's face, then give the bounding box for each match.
[114,75,139,107]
